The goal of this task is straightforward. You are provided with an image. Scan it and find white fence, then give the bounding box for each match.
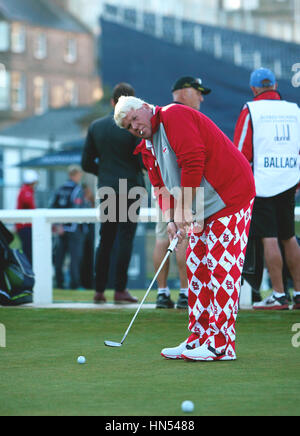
[0,208,157,305]
[0,207,299,306]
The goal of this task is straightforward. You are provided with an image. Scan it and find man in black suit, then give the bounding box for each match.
[81,83,145,304]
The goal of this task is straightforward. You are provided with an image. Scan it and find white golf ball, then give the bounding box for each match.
[77,356,86,364]
[181,400,194,413]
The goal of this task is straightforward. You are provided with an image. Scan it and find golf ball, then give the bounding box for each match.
[181,400,194,413]
[77,356,86,364]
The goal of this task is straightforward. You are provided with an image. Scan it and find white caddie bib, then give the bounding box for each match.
[247,100,300,197]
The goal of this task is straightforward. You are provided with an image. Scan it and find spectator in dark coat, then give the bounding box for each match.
[50,165,85,289]
[81,83,145,304]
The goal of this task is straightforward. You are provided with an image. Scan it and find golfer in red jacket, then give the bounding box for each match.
[114,96,255,361]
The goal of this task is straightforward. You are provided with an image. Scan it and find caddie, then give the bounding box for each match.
[234,67,300,311]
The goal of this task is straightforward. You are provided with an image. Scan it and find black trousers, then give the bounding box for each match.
[95,197,139,293]
[80,224,95,289]
[249,185,297,239]
[18,227,32,265]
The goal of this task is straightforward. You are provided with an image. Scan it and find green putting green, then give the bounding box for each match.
[0,304,299,416]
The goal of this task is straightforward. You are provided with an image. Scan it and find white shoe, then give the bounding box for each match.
[161,334,201,359]
[161,340,190,360]
[181,343,236,362]
[253,293,289,310]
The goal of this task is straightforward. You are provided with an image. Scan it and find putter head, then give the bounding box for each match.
[104,340,122,348]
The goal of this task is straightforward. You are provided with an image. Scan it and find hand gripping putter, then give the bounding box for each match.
[104,233,180,348]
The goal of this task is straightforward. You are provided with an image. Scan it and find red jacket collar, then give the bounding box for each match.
[134,140,145,155]
[150,106,162,135]
[254,90,281,101]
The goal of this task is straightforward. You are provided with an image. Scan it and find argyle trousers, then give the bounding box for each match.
[186,200,253,355]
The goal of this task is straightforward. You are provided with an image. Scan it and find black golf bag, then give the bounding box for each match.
[0,221,34,306]
[242,235,300,303]
[242,237,264,292]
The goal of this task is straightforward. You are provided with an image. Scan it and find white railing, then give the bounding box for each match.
[0,208,157,305]
[0,207,299,306]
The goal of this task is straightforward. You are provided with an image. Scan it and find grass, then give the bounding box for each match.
[53,288,180,304]
[51,287,289,304]
[0,304,300,416]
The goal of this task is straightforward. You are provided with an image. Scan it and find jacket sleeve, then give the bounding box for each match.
[162,108,205,187]
[81,125,99,176]
[233,105,253,163]
[154,186,175,213]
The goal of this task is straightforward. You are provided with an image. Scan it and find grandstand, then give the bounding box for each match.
[102,4,299,80]
[100,4,299,139]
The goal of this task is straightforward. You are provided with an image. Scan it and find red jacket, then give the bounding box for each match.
[233,90,281,162]
[135,104,255,223]
[16,184,36,231]
[134,140,175,212]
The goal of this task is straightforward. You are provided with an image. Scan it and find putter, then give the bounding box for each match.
[104,232,180,348]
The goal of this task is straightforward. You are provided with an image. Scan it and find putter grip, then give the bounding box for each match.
[168,236,179,252]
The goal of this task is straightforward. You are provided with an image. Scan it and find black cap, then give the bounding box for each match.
[172,76,211,95]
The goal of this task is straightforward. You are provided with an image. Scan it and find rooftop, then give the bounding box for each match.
[0,105,92,143]
[0,0,91,33]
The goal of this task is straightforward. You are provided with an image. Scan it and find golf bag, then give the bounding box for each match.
[242,237,264,292]
[0,222,34,306]
[242,235,300,302]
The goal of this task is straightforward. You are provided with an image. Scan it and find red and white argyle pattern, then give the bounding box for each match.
[186,200,253,355]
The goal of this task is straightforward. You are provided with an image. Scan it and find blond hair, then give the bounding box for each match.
[114,95,147,128]
[68,165,82,177]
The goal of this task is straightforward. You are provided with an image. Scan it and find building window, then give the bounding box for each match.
[51,81,78,108]
[64,38,77,63]
[3,149,21,210]
[33,76,48,114]
[51,85,64,108]
[11,23,26,53]
[0,64,10,110]
[11,71,26,111]
[34,32,47,59]
[0,21,10,51]
[65,80,78,106]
